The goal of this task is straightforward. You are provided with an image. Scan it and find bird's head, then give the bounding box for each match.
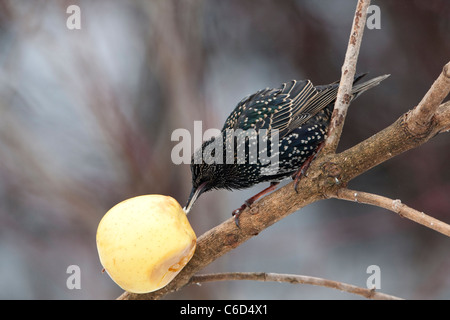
[184,163,215,214]
[183,137,235,214]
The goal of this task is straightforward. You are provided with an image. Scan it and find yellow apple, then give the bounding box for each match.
[96,195,196,293]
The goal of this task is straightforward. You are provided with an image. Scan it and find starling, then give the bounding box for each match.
[184,73,389,224]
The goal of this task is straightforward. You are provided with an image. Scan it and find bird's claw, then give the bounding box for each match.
[231,182,278,228]
[232,201,252,228]
[292,141,325,193]
[232,208,243,228]
[293,168,308,193]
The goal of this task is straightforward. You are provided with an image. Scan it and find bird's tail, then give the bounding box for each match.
[351,74,390,100]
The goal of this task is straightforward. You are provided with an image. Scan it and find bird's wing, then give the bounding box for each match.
[286,82,339,130]
[222,73,389,142]
[267,80,318,137]
[287,73,376,129]
[223,80,319,138]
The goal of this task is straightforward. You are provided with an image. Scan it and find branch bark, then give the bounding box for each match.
[323,0,371,153]
[189,272,402,300]
[408,62,450,134]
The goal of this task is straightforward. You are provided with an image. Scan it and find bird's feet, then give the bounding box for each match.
[231,182,280,228]
[232,200,253,228]
[293,141,325,192]
[292,158,313,193]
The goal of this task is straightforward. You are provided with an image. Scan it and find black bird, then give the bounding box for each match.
[184,73,389,223]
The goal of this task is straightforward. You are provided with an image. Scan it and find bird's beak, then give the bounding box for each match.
[183,182,208,214]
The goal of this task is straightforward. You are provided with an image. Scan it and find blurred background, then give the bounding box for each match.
[0,0,449,299]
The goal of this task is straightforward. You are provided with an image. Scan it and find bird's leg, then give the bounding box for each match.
[293,141,325,192]
[232,181,280,227]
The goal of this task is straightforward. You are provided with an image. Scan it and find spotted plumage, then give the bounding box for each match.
[184,74,389,218]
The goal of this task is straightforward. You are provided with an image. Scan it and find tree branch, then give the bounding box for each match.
[408,62,450,134]
[323,0,371,153]
[118,60,450,300]
[116,0,450,299]
[189,272,402,300]
[327,188,450,237]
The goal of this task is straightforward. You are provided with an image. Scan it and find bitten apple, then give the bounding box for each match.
[96,195,196,293]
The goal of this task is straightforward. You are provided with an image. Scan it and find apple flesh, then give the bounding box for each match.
[96,195,196,293]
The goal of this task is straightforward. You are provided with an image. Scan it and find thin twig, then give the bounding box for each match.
[328,188,450,237]
[189,272,402,300]
[323,0,371,153]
